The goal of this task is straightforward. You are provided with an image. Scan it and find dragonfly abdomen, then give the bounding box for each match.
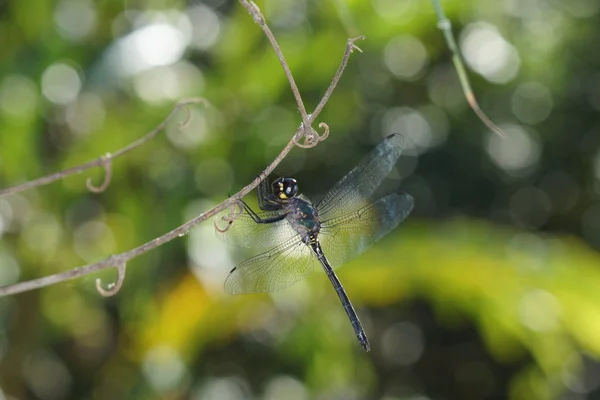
[310,241,371,352]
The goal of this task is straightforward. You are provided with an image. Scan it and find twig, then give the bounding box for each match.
[0,1,363,297]
[430,0,506,138]
[0,140,293,297]
[0,98,207,198]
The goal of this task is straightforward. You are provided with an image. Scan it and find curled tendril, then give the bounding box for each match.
[317,122,330,141]
[178,104,193,130]
[87,153,113,193]
[96,260,127,297]
[214,200,244,233]
[177,98,208,130]
[293,122,330,149]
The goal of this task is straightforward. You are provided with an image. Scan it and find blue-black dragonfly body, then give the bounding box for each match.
[217,133,414,351]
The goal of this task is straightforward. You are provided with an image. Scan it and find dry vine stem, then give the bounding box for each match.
[0,98,207,198]
[0,1,364,297]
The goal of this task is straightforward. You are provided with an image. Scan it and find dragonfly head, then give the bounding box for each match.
[272,177,298,200]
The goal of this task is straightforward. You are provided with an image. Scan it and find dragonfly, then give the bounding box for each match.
[216,133,414,351]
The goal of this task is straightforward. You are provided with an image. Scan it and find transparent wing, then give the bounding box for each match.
[317,133,405,220]
[215,210,298,250]
[319,193,414,268]
[224,236,315,294]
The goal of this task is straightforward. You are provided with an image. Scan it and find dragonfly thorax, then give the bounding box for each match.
[285,197,321,241]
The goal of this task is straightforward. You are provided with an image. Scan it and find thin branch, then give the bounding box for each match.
[430,0,506,138]
[0,139,293,296]
[0,98,207,198]
[0,2,363,297]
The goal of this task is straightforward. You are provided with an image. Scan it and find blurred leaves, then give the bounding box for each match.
[1,0,600,399]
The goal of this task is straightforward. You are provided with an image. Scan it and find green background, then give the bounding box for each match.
[1,0,600,399]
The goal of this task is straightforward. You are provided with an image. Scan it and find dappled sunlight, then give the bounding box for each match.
[1,0,599,399]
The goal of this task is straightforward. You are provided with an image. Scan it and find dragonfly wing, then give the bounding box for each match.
[215,209,297,250]
[319,193,414,268]
[317,134,405,220]
[224,236,315,294]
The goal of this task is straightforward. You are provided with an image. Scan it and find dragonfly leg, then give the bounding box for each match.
[256,178,281,211]
[241,199,287,224]
[257,178,268,208]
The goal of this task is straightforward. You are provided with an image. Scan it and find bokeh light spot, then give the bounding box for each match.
[22,212,63,256]
[142,345,187,392]
[486,125,540,174]
[519,290,561,332]
[264,0,307,28]
[427,66,466,111]
[167,107,209,150]
[112,13,191,76]
[461,22,520,83]
[372,0,417,21]
[186,200,233,294]
[506,233,548,272]
[384,35,428,81]
[511,82,553,125]
[194,158,234,196]
[0,199,13,237]
[264,376,308,400]
[23,351,72,400]
[510,187,551,228]
[193,377,249,400]
[65,92,106,135]
[187,4,221,50]
[135,62,204,104]
[380,322,424,365]
[54,0,96,42]
[0,74,38,118]
[382,107,432,155]
[73,221,115,263]
[0,254,20,286]
[41,63,82,105]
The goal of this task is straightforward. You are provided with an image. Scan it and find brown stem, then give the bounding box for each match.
[0,138,296,297]
[0,98,207,198]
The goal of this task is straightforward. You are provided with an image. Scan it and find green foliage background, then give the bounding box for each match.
[1,0,600,399]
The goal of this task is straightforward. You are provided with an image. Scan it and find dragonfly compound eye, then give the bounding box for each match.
[273,177,298,199]
[282,178,298,198]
